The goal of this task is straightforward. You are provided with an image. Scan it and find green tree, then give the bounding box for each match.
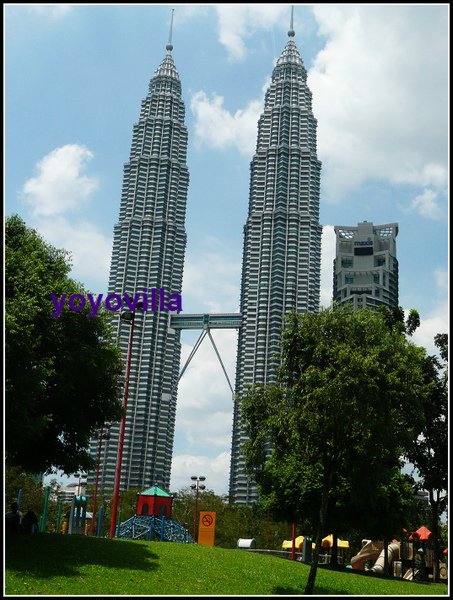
[404,334,448,582]
[5,215,123,475]
[172,487,291,549]
[4,465,44,516]
[241,305,428,594]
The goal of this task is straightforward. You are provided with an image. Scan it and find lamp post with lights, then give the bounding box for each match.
[109,304,143,538]
[190,475,206,542]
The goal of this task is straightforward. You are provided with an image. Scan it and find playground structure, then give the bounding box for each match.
[351,526,448,582]
[117,514,193,542]
[117,486,193,543]
[67,495,87,535]
[10,483,192,542]
[280,526,447,583]
[282,534,350,564]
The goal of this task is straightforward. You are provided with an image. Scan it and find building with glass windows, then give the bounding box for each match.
[87,35,189,492]
[229,25,322,504]
[333,221,399,311]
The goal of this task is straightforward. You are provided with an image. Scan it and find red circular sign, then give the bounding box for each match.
[202,514,213,527]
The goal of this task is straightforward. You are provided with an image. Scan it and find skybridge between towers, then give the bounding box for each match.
[170,313,242,331]
[169,313,242,394]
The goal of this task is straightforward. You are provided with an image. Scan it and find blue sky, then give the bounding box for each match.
[5,4,449,496]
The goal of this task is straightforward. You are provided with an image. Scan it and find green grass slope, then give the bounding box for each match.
[5,534,448,596]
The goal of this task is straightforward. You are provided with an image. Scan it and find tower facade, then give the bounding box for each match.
[229,27,322,504]
[333,221,399,311]
[88,38,189,491]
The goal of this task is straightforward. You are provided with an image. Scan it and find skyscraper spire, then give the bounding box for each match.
[288,5,295,37]
[166,8,174,52]
[156,9,179,80]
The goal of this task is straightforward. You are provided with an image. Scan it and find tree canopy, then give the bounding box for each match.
[403,333,448,581]
[5,215,124,475]
[240,304,430,594]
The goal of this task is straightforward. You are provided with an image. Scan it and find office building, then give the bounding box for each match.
[333,221,399,311]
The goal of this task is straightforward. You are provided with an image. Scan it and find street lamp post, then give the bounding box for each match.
[109,305,142,538]
[89,424,111,536]
[190,475,206,542]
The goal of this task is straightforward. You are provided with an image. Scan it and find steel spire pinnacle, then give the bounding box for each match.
[166,8,174,52]
[288,5,295,37]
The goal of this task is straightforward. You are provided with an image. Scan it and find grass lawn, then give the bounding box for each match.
[5,533,448,596]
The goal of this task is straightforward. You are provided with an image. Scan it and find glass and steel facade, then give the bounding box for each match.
[88,46,189,492]
[229,32,322,504]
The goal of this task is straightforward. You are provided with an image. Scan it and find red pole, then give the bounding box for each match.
[89,427,104,536]
[109,316,135,538]
[291,522,297,560]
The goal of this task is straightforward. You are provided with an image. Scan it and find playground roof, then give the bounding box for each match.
[322,534,350,549]
[282,534,350,550]
[139,486,172,497]
[409,525,432,541]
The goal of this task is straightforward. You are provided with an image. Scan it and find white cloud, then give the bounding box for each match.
[406,267,448,356]
[320,224,336,309]
[172,327,237,495]
[183,240,241,312]
[170,452,231,496]
[309,5,448,200]
[21,145,111,290]
[434,268,448,292]
[190,91,262,157]
[410,300,448,357]
[410,189,442,219]
[196,6,447,205]
[22,144,99,217]
[214,5,289,61]
[175,328,237,436]
[24,5,74,20]
[34,216,112,290]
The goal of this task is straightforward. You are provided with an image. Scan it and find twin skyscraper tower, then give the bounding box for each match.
[89,15,322,505]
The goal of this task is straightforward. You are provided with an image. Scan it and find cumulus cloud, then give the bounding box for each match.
[194,6,447,206]
[22,144,99,217]
[309,5,448,200]
[175,328,237,440]
[182,239,241,312]
[406,267,448,356]
[410,189,442,219]
[172,326,237,495]
[191,91,262,157]
[170,452,231,496]
[21,145,111,290]
[410,301,448,357]
[214,5,288,60]
[34,216,112,289]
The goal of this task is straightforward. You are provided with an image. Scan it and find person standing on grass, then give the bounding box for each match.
[5,502,22,534]
[20,508,39,534]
